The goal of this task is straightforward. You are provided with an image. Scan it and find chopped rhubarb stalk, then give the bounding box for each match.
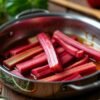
[24,73,35,79]
[11,69,24,77]
[51,38,56,44]
[31,65,50,79]
[10,39,39,55]
[3,46,43,69]
[54,35,84,58]
[66,55,89,69]
[59,52,74,65]
[54,30,100,61]
[40,62,96,82]
[56,47,65,54]
[32,69,53,79]
[32,65,49,73]
[51,38,58,46]
[33,47,65,59]
[28,34,49,44]
[31,51,73,77]
[16,47,65,73]
[31,65,53,79]
[28,35,77,44]
[37,33,62,72]
[16,53,47,73]
[61,73,82,82]
[31,52,74,79]
[33,52,45,59]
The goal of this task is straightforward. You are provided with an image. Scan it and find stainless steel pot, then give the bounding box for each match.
[0,9,100,99]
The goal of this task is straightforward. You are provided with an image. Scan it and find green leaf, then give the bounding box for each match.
[0,0,6,5]
[5,0,48,17]
[29,0,48,9]
[7,2,33,16]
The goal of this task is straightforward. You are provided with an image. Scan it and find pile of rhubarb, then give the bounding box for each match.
[2,30,100,82]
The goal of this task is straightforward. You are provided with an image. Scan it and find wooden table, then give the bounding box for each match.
[1,0,100,100]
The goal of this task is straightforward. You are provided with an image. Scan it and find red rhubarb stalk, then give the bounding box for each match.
[33,52,45,59]
[10,38,38,55]
[54,30,100,61]
[31,52,74,79]
[37,33,62,72]
[31,65,51,79]
[40,62,96,82]
[32,69,53,79]
[33,47,65,59]
[16,53,47,73]
[28,35,78,44]
[16,47,65,73]
[61,73,82,82]
[32,65,49,74]
[10,36,57,56]
[59,51,74,65]
[3,46,43,69]
[54,35,84,58]
[31,65,53,79]
[66,55,89,69]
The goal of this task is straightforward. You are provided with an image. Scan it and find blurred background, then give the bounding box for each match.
[0,0,100,25]
[0,0,48,24]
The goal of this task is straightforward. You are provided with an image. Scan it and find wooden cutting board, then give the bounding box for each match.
[50,0,100,20]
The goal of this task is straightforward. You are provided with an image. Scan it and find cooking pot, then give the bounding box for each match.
[0,9,100,99]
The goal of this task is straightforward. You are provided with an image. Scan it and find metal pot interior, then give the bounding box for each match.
[0,13,100,83]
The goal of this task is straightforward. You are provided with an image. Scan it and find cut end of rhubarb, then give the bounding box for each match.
[3,46,43,69]
[61,73,82,82]
[54,30,100,61]
[31,67,53,79]
[53,35,84,58]
[76,50,84,58]
[40,62,96,82]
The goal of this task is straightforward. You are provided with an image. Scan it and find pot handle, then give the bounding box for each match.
[15,9,49,19]
[67,80,100,92]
